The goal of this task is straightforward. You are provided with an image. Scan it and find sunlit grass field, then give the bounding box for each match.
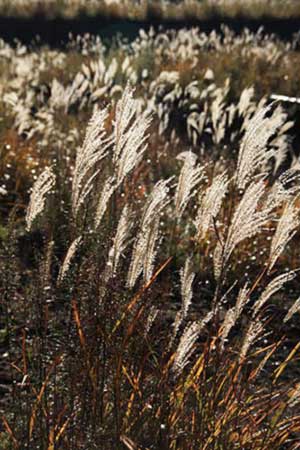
[0,24,300,450]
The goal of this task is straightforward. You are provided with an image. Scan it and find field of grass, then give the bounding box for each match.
[0,0,299,20]
[1,26,300,449]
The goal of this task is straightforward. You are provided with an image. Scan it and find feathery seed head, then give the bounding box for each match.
[175,151,204,219]
[26,167,55,232]
[195,171,228,241]
[236,103,287,190]
[172,311,213,377]
[58,236,82,283]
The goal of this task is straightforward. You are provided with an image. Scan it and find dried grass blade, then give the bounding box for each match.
[71,299,87,351]
[273,341,300,383]
[120,434,140,450]
[1,416,19,449]
[29,355,62,439]
[112,257,172,335]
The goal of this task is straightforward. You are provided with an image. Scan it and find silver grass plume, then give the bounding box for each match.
[127,179,170,288]
[284,297,300,323]
[127,233,146,289]
[26,167,55,232]
[94,176,116,229]
[211,89,227,144]
[239,319,264,361]
[238,86,254,118]
[174,151,204,219]
[195,171,228,241]
[253,271,296,317]
[220,308,236,350]
[180,257,195,318]
[267,171,299,208]
[171,258,195,346]
[104,204,132,281]
[236,103,287,190]
[113,84,152,186]
[262,173,296,216]
[58,236,82,283]
[127,217,160,288]
[72,108,112,217]
[223,179,270,266]
[143,216,161,284]
[141,179,171,230]
[220,283,250,349]
[268,202,300,273]
[172,311,213,377]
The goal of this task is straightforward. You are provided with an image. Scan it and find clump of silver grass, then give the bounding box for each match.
[94,85,152,229]
[26,167,55,232]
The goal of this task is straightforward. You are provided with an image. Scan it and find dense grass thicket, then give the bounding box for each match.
[1,27,300,449]
[0,0,299,20]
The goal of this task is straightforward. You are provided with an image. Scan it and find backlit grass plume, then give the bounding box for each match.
[113,84,152,186]
[172,311,213,377]
[174,151,204,220]
[215,179,269,274]
[236,103,287,190]
[94,85,152,229]
[58,235,82,283]
[26,167,55,231]
[195,171,229,241]
[72,108,111,217]
[105,204,132,281]
[127,179,170,288]
[171,257,195,346]
[268,201,300,272]
[220,283,250,349]
[253,271,296,317]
